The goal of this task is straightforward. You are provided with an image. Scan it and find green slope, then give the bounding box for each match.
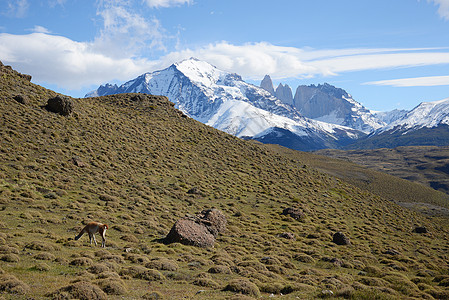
[1,62,449,299]
[268,145,449,216]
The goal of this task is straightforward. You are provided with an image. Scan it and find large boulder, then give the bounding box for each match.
[332,232,350,245]
[45,96,74,116]
[165,218,215,248]
[165,209,226,248]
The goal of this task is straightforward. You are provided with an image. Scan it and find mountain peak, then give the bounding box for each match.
[293,83,384,133]
[380,96,449,133]
[275,83,293,106]
[260,74,275,95]
[173,58,224,87]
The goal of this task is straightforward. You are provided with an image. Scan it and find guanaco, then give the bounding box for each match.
[75,222,108,248]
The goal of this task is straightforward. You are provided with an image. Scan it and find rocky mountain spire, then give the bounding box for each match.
[275,83,293,106]
[260,75,275,95]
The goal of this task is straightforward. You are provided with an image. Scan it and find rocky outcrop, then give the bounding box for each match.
[165,209,226,247]
[275,83,293,106]
[45,96,74,116]
[293,83,384,133]
[260,75,275,95]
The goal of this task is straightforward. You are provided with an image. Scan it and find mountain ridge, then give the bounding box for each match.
[88,58,363,151]
[88,58,449,151]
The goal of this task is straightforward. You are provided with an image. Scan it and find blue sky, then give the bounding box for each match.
[1,0,449,111]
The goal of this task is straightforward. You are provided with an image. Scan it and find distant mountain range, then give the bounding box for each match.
[87,58,363,151]
[348,97,449,149]
[260,76,385,133]
[87,58,449,151]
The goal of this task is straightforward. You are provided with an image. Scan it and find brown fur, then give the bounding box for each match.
[75,222,108,247]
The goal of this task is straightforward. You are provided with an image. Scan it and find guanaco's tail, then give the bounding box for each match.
[74,226,86,240]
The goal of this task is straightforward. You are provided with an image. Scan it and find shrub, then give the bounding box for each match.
[97,278,127,295]
[142,291,164,299]
[0,245,19,254]
[119,266,165,281]
[294,254,315,263]
[31,262,51,271]
[120,234,139,243]
[25,241,57,251]
[223,278,261,298]
[140,269,165,282]
[96,271,120,279]
[145,258,179,271]
[70,257,94,266]
[88,263,110,274]
[34,252,56,260]
[1,253,19,262]
[48,281,107,300]
[259,281,284,294]
[208,265,232,274]
[0,274,30,294]
[192,278,220,288]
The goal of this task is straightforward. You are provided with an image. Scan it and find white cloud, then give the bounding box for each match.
[428,0,449,20]
[30,25,51,34]
[2,0,29,18]
[48,0,67,7]
[144,0,192,8]
[0,33,159,89]
[364,75,449,87]
[160,42,318,79]
[160,42,449,80]
[1,34,449,93]
[93,5,167,58]
[0,1,177,91]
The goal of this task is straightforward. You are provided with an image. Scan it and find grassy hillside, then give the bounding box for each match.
[268,145,449,217]
[317,146,449,197]
[1,62,449,299]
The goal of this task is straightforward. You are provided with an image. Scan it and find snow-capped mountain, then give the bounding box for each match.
[374,109,408,125]
[293,83,385,133]
[347,97,449,149]
[259,79,384,134]
[87,58,364,151]
[379,97,449,133]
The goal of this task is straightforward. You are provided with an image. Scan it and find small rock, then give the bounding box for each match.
[279,232,295,240]
[187,187,199,194]
[332,232,350,245]
[13,95,27,105]
[413,226,428,234]
[321,289,334,297]
[384,249,401,255]
[72,156,87,167]
[281,207,304,220]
